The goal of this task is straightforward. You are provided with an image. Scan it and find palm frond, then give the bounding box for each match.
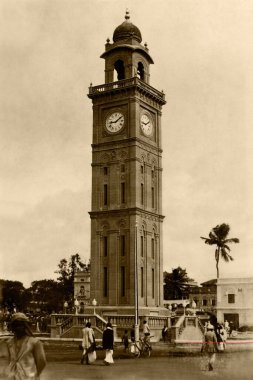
[223,244,231,251]
[224,238,240,244]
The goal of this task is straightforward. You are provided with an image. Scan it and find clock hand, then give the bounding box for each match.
[114,116,123,123]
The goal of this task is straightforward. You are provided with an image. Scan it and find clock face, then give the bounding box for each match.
[105,112,124,133]
[140,114,153,136]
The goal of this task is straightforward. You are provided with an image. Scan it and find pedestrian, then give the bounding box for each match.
[161,325,168,342]
[81,322,96,365]
[1,312,46,379]
[130,325,135,342]
[219,324,227,350]
[122,329,129,351]
[102,322,114,365]
[201,323,218,371]
[143,320,151,348]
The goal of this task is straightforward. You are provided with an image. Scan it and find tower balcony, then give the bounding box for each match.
[88,77,166,105]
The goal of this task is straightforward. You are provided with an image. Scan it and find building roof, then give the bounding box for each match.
[113,10,142,43]
[200,279,217,286]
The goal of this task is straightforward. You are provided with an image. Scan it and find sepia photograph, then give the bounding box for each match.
[1,0,253,379]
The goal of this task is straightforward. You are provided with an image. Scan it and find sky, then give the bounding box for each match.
[1,0,253,288]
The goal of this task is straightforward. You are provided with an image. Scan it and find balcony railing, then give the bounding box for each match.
[88,77,166,103]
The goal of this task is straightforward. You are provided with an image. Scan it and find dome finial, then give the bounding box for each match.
[125,9,130,21]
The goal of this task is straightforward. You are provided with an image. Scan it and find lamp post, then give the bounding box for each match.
[64,301,68,314]
[182,300,187,316]
[92,298,97,315]
[74,298,79,315]
[134,221,139,342]
[191,300,196,316]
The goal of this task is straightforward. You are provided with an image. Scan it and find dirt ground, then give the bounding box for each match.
[41,351,253,380]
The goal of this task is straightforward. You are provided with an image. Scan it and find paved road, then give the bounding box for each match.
[41,351,253,380]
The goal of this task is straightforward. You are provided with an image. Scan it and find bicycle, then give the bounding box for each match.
[130,336,153,358]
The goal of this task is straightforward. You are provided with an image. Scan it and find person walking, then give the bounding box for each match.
[130,325,135,343]
[201,323,218,371]
[122,329,129,351]
[162,325,168,342]
[102,322,114,365]
[81,322,96,365]
[1,312,46,379]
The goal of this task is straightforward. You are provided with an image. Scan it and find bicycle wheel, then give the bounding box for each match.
[142,346,151,357]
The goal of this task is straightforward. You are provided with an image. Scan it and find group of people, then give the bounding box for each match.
[81,321,114,366]
[202,320,229,371]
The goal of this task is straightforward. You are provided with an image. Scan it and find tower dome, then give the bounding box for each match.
[113,10,142,43]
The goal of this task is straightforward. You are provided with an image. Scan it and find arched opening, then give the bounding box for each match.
[137,62,144,80]
[114,60,125,80]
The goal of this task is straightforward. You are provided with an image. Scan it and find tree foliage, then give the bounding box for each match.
[2,280,30,311]
[201,223,239,278]
[55,253,88,301]
[27,279,63,313]
[163,267,194,300]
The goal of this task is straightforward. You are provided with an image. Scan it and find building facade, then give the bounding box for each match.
[74,270,91,309]
[88,11,166,310]
[216,277,253,329]
[188,279,217,313]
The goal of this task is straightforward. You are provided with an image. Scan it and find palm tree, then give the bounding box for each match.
[164,267,194,300]
[201,223,239,278]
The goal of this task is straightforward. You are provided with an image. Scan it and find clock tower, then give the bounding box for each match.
[88,11,166,313]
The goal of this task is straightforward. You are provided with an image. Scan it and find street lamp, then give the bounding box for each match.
[74,298,80,315]
[64,301,68,314]
[134,221,139,343]
[182,300,187,316]
[192,301,197,316]
[92,298,97,315]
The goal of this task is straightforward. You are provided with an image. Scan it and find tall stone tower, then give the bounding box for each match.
[88,11,166,312]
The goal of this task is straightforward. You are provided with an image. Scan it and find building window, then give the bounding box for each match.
[121,164,125,172]
[151,169,154,179]
[203,299,207,306]
[151,187,155,208]
[228,294,235,303]
[141,183,144,205]
[211,299,216,306]
[152,268,155,299]
[151,238,155,259]
[104,167,108,175]
[114,59,125,80]
[120,235,125,256]
[103,184,108,206]
[141,267,144,297]
[121,266,125,297]
[137,62,145,80]
[103,236,108,257]
[103,267,108,297]
[141,236,144,257]
[121,182,125,204]
[141,165,144,174]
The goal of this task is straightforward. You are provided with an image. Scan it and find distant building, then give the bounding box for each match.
[216,277,253,329]
[74,270,90,310]
[188,279,217,312]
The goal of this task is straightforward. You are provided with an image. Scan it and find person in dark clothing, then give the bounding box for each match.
[130,325,135,342]
[122,329,129,351]
[102,322,114,365]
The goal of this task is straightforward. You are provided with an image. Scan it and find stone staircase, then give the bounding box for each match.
[171,316,204,353]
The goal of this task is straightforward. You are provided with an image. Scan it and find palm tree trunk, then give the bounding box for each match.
[216,248,220,278]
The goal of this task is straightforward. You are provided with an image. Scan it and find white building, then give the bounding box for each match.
[216,277,253,329]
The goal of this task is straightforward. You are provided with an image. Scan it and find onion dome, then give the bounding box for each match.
[113,10,142,43]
